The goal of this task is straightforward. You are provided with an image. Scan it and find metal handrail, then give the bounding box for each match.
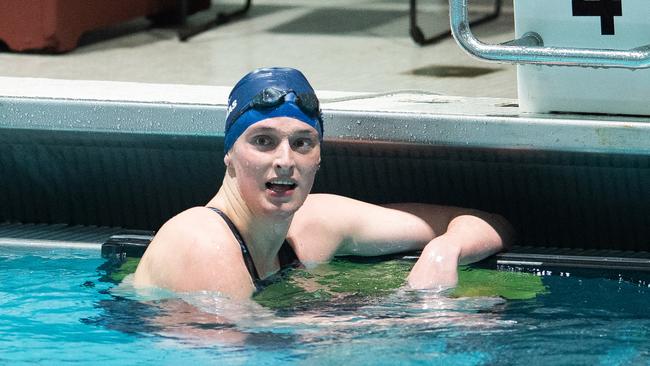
[449,0,650,69]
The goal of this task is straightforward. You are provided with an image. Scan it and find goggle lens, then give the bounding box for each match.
[295,93,319,116]
[251,87,319,117]
[254,87,287,108]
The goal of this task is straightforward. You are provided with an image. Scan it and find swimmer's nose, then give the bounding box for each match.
[274,140,295,174]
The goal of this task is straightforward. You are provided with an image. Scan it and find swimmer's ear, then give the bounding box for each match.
[224,152,237,177]
[224,152,231,167]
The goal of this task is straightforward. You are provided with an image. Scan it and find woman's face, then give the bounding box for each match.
[226,117,321,218]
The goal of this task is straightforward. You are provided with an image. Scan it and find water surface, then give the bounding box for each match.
[1,245,649,365]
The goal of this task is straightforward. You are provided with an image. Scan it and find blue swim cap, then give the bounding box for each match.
[224,67,323,152]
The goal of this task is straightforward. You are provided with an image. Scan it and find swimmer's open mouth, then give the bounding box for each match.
[266,179,297,192]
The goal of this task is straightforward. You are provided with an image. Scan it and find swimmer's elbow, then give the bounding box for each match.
[447,211,515,254]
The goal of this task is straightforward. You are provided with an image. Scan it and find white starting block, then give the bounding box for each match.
[517,0,650,115]
[450,0,650,116]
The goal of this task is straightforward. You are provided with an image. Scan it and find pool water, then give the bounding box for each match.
[2,245,650,365]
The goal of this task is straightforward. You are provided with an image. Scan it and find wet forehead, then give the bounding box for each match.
[242,117,319,136]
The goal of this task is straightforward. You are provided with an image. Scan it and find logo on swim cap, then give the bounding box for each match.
[223,67,323,153]
[226,99,237,120]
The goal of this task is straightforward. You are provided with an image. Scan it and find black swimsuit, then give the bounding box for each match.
[207,207,301,291]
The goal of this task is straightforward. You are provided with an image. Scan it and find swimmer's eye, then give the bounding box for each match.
[252,135,274,147]
[292,137,315,150]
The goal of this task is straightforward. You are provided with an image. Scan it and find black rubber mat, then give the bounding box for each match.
[0,222,151,247]
[493,246,650,272]
[101,233,154,261]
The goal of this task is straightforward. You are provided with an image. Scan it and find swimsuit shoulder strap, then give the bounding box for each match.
[206,207,261,283]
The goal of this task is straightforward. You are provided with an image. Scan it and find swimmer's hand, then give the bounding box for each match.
[407,237,460,290]
[406,213,512,290]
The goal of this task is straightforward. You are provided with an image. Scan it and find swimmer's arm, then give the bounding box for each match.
[330,197,509,256]
[316,196,512,288]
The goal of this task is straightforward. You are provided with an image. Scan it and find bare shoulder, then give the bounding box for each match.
[133,207,254,299]
[288,194,374,261]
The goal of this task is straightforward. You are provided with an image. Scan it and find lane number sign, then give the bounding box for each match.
[572,0,622,35]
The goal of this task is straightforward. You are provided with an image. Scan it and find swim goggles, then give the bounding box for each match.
[227,87,321,128]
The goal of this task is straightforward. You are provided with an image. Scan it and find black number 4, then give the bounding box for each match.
[572,0,622,35]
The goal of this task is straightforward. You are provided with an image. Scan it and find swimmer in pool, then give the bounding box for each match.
[133,67,513,299]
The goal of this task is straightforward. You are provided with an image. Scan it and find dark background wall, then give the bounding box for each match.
[1,128,648,251]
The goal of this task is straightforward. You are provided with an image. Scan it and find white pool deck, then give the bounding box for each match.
[0,0,517,98]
